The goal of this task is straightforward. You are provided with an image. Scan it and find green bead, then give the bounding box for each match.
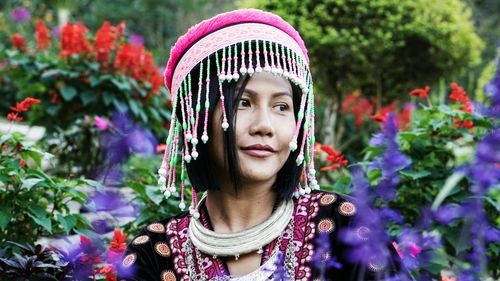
[196,104,201,112]
[205,101,210,108]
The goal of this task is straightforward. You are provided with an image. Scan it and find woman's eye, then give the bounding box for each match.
[238,99,250,107]
[275,104,289,111]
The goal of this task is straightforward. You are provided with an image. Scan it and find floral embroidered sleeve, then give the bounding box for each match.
[117,220,177,281]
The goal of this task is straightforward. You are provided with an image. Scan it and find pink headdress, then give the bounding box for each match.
[158,9,318,218]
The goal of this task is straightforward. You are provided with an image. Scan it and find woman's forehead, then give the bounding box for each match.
[239,72,293,96]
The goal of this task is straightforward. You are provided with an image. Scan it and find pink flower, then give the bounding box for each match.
[94,116,108,130]
[408,242,422,258]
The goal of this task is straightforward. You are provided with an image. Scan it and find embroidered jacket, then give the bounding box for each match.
[118,191,399,280]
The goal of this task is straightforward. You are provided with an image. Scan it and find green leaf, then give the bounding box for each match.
[86,62,100,71]
[128,99,140,116]
[145,185,164,205]
[56,214,77,234]
[102,91,114,106]
[400,170,431,180]
[21,178,45,190]
[113,99,128,112]
[80,91,97,106]
[431,172,465,210]
[59,86,77,101]
[80,179,104,190]
[27,206,52,233]
[46,104,62,116]
[111,78,131,90]
[41,69,61,79]
[0,205,12,229]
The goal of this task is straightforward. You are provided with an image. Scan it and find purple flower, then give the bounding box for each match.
[434,203,462,225]
[51,26,61,38]
[11,8,30,23]
[272,251,290,281]
[129,33,144,45]
[369,113,411,201]
[100,111,158,165]
[312,232,342,279]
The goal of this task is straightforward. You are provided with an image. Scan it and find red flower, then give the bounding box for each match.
[59,22,92,58]
[35,20,51,50]
[107,229,127,265]
[20,159,26,168]
[94,21,122,63]
[10,97,41,112]
[319,145,348,171]
[341,91,374,128]
[97,265,117,281]
[397,104,413,131]
[10,34,26,52]
[7,113,22,121]
[156,144,166,153]
[409,86,430,99]
[370,113,387,123]
[80,234,102,265]
[449,83,474,130]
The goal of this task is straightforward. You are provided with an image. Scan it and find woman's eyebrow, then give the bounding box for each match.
[243,88,293,99]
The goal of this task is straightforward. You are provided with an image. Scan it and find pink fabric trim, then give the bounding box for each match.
[170,23,308,97]
[164,8,309,91]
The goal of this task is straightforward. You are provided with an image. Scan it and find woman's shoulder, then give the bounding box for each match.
[298,190,359,229]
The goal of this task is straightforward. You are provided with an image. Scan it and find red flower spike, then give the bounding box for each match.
[36,20,51,50]
[449,83,474,130]
[10,34,27,52]
[409,86,430,99]
[59,22,92,58]
[319,145,348,171]
[341,91,374,128]
[94,21,122,63]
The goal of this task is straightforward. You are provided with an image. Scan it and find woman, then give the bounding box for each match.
[118,9,398,281]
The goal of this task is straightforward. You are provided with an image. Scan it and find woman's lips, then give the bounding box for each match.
[241,149,274,158]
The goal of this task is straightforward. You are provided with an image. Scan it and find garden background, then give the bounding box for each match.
[0,0,498,280]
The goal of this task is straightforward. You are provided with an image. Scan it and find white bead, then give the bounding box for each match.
[264,65,271,72]
[191,138,198,145]
[240,67,247,74]
[299,188,305,195]
[296,154,304,164]
[192,150,199,159]
[247,68,254,75]
[311,179,318,186]
[255,66,263,73]
[193,211,200,219]
[158,177,166,185]
[233,73,240,80]
[283,72,289,78]
[185,133,192,141]
[179,202,186,210]
[271,68,278,74]
[184,154,192,163]
[169,185,176,192]
[308,169,316,176]
[164,190,171,198]
[219,74,226,81]
[158,167,167,176]
[189,208,195,215]
[161,186,167,192]
[289,141,297,151]
[222,121,229,130]
[201,134,209,143]
[304,186,311,194]
[277,68,283,75]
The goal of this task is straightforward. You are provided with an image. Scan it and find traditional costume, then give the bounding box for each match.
[118,9,398,281]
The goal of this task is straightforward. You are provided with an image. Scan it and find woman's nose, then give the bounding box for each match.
[249,109,274,137]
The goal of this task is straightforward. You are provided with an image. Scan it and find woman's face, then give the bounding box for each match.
[211,72,296,185]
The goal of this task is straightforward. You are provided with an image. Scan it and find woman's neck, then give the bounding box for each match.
[204,180,277,234]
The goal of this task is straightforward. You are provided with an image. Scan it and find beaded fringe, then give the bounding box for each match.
[158,40,318,217]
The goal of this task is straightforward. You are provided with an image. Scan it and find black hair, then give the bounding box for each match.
[176,42,305,202]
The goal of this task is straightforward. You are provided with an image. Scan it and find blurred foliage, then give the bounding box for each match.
[247,0,484,101]
[121,154,185,235]
[0,0,236,64]
[0,132,95,247]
